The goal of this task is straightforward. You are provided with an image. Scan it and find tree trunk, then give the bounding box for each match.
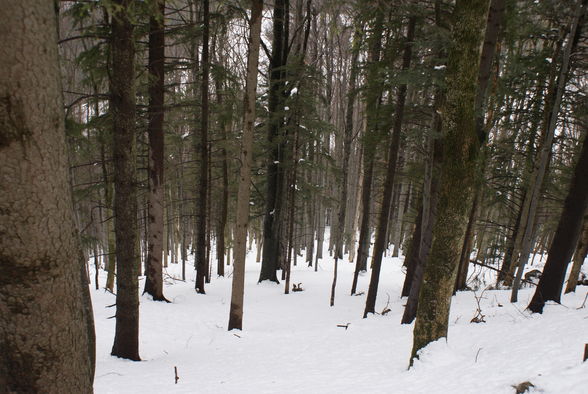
[565,211,588,293]
[215,64,229,277]
[528,108,588,312]
[259,0,289,283]
[195,0,210,294]
[0,2,95,390]
[228,0,263,331]
[410,0,489,364]
[144,0,168,302]
[101,108,116,292]
[110,0,141,361]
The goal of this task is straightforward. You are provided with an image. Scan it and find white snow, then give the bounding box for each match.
[92,232,588,393]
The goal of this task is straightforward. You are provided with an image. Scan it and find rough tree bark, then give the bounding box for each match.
[410,0,490,364]
[228,0,263,331]
[144,0,168,302]
[259,0,289,283]
[0,1,95,391]
[455,0,505,292]
[110,0,141,361]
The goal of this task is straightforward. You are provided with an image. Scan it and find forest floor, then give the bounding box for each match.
[92,235,588,393]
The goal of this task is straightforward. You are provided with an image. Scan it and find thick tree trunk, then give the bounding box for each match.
[110,0,141,361]
[455,0,505,292]
[410,0,489,364]
[259,0,289,283]
[0,2,95,390]
[528,109,588,312]
[144,0,168,302]
[228,0,263,331]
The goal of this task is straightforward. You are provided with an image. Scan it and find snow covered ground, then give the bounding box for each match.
[92,237,588,393]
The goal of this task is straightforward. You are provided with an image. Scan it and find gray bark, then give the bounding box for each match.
[0,1,95,390]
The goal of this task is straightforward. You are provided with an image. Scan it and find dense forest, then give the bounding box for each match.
[1,0,587,392]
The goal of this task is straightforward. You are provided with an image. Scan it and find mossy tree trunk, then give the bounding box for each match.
[410,0,490,364]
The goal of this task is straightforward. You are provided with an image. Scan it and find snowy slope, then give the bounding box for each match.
[92,238,588,394]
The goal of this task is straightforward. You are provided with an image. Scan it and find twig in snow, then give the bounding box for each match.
[174,366,179,384]
[577,292,588,309]
[337,323,350,330]
[475,347,483,363]
[97,372,123,378]
[164,271,184,282]
[511,303,530,319]
[381,293,391,315]
[470,288,488,323]
[468,260,538,287]
[233,333,241,338]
